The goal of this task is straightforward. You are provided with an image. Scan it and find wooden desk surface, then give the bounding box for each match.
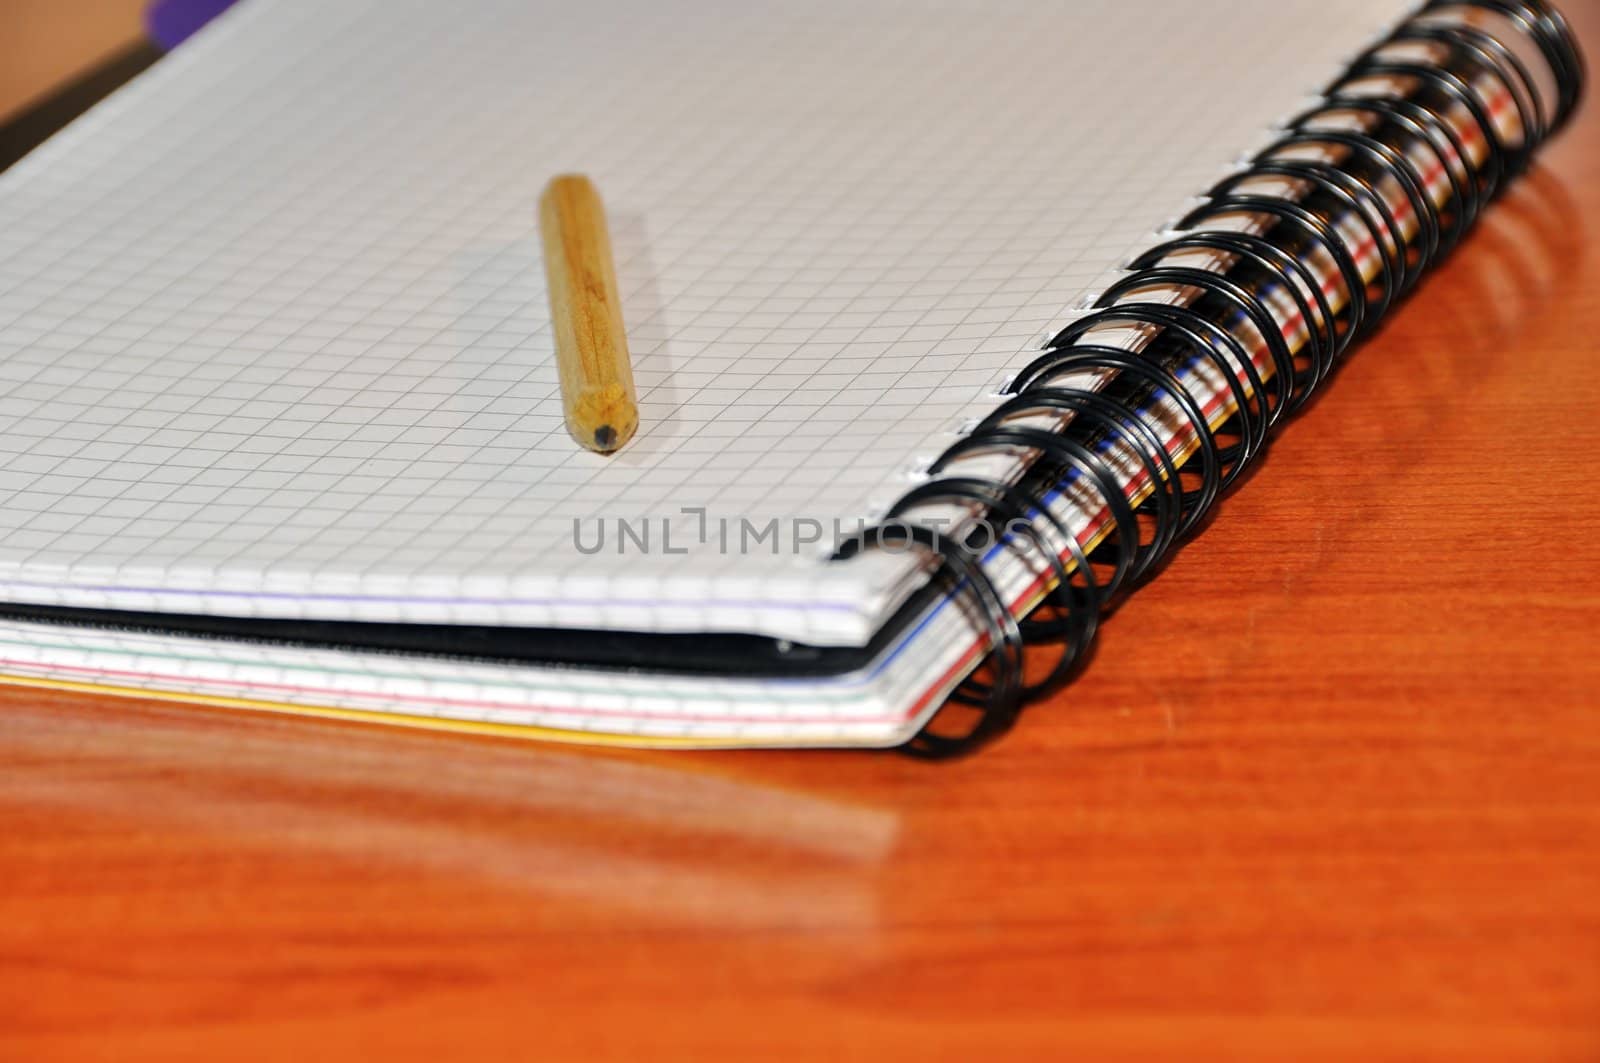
[2,4,1598,1060]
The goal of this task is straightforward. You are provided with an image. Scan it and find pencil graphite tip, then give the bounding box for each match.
[568,384,638,453]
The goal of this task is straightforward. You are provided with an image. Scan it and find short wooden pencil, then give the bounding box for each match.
[539,174,639,453]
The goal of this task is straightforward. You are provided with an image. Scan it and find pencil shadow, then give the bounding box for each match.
[607,211,687,455]
[431,213,683,480]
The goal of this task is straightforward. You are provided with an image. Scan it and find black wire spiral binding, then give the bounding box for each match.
[832,0,1585,758]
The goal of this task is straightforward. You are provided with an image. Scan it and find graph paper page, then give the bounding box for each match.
[0,0,1411,644]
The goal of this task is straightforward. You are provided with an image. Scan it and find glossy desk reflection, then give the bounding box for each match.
[2,3,1600,1058]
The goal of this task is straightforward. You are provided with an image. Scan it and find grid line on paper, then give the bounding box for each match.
[0,0,1413,638]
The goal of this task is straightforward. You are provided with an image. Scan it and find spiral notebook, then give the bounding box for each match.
[0,0,1582,750]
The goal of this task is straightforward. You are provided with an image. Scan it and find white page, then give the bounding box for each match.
[0,0,1411,645]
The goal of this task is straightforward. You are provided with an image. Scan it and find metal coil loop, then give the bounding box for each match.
[832,1,1584,755]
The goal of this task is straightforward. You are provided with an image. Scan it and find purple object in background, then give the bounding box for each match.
[143,0,241,50]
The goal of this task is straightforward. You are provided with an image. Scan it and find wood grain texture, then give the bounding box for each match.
[2,4,1599,1060]
[540,174,639,452]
